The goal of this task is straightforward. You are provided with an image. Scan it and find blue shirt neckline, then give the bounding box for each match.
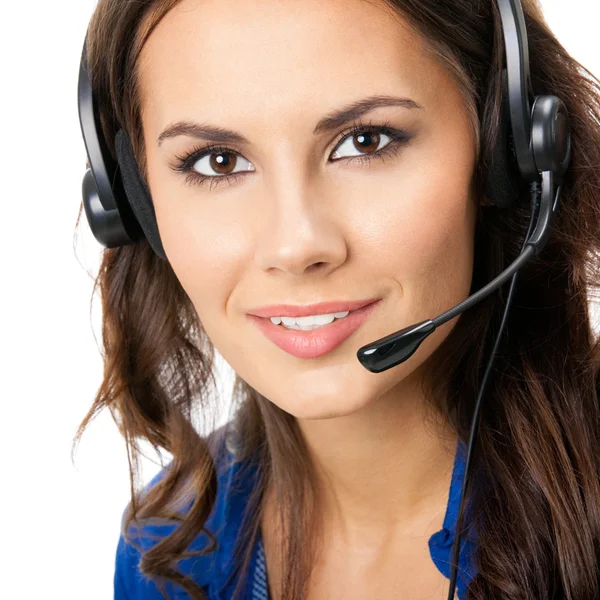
[247,436,476,599]
[115,426,477,600]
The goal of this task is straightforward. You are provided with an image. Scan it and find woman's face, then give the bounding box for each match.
[138,0,479,419]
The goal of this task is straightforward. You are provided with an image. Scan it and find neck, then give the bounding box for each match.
[296,381,458,548]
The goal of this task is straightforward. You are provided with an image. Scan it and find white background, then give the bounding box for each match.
[1,1,598,598]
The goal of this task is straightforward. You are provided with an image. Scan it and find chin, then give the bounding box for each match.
[288,403,366,421]
[262,374,384,421]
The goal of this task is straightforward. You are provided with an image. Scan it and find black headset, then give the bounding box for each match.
[78,0,572,597]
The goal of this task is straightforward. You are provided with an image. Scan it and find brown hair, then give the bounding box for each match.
[72,0,600,598]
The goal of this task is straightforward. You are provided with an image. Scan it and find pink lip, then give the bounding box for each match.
[247,300,381,359]
[247,298,379,318]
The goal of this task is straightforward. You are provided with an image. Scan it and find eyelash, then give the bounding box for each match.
[171,119,412,191]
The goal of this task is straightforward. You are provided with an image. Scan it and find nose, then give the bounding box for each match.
[254,170,348,277]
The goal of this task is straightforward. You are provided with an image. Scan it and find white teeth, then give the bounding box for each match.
[270,310,351,330]
[281,316,305,326]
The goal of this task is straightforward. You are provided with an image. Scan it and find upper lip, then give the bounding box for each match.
[247,298,379,318]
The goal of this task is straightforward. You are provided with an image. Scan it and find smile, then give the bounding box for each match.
[247,300,381,359]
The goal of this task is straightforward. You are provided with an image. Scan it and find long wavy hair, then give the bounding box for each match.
[72,0,600,598]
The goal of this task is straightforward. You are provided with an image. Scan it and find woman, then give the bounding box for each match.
[74,0,600,598]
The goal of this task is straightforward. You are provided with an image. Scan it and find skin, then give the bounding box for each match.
[138,0,480,596]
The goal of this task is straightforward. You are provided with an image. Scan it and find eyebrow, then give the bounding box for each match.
[156,94,422,146]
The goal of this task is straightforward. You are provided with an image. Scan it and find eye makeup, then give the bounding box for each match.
[170,118,413,191]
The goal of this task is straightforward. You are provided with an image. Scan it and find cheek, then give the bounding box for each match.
[152,188,252,320]
[406,189,475,287]
[360,159,476,295]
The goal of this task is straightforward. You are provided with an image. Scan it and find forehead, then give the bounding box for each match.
[137,0,456,137]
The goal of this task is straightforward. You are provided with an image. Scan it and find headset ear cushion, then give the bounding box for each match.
[484,68,525,209]
[115,129,168,260]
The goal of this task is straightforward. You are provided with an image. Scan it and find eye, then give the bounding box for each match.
[327,121,412,168]
[330,130,394,160]
[191,149,255,178]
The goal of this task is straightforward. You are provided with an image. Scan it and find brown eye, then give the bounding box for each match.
[353,132,380,154]
[191,151,255,177]
[209,152,237,175]
[331,130,392,160]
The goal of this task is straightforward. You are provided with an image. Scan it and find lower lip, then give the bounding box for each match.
[247,301,381,359]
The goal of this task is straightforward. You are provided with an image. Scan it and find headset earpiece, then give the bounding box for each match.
[114,130,167,260]
[78,37,167,260]
[484,68,528,208]
[530,95,572,179]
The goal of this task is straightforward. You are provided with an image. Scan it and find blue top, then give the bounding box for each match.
[114,424,477,599]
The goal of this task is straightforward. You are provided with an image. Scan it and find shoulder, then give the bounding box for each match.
[114,421,257,599]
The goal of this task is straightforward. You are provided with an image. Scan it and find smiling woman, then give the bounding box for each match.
[74,0,600,599]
